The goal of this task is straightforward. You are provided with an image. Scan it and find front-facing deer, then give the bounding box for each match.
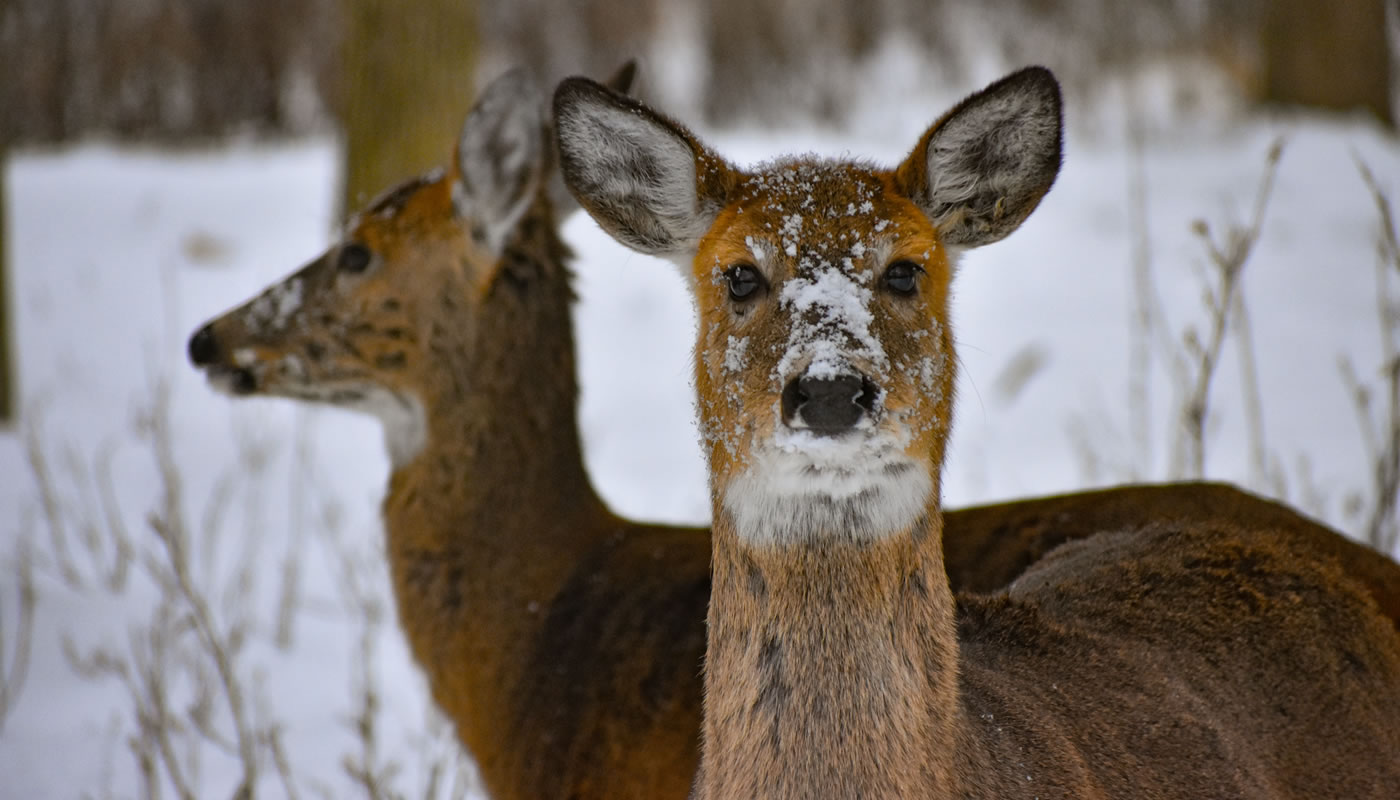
[556,68,1400,799]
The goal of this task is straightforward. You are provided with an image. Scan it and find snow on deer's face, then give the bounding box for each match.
[554,67,1062,543]
[691,160,954,544]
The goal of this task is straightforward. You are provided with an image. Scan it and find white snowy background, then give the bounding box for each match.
[1,58,1398,798]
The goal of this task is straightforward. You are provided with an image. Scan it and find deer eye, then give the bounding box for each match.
[338,243,373,273]
[725,264,765,302]
[882,260,923,296]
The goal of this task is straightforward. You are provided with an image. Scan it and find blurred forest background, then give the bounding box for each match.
[1,0,1397,421]
[1,0,1395,144]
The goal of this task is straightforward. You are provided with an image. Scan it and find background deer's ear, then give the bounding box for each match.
[553,77,732,258]
[454,68,545,256]
[897,66,1063,250]
[545,60,640,219]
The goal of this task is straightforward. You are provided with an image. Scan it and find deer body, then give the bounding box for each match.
[555,67,1400,799]
[188,69,709,800]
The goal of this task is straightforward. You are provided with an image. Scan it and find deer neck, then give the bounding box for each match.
[700,505,971,799]
[381,206,611,759]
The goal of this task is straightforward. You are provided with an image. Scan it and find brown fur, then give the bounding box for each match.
[554,68,1400,799]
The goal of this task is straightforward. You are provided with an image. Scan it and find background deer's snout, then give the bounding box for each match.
[781,371,878,435]
[187,321,259,394]
[188,323,219,366]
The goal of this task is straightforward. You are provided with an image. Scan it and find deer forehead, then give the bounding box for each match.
[340,173,505,304]
[695,160,948,380]
[700,161,939,270]
[351,174,460,256]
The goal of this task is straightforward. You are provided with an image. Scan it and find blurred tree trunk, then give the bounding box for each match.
[340,0,477,215]
[1262,0,1393,125]
[1,0,13,422]
[1,142,12,424]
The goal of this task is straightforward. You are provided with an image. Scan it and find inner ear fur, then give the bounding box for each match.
[896,66,1063,249]
[545,60,640,218]
[552,77,735,257]
[454,68,546,255]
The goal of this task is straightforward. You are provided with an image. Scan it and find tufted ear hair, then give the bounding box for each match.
[896,66,1063,250]
[546,59,640,218]
[454,68,546,256]
[553,76,734,258]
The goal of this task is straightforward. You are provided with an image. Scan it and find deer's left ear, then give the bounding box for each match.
[454,68,545,255]
[896,66,1063,249]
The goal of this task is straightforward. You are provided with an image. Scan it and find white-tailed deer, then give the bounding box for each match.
[188,66,709,800]
[555,67,1400,799]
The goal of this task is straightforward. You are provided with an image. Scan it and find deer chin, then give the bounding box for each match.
[721,427,932,546]
[203,360,428,468]
[282,382,428,469]
[202,364,261,396]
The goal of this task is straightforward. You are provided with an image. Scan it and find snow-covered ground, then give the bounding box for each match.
[1,97,1397,796]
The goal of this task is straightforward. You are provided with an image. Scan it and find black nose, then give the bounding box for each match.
[781,372,878,434]
[188,323,219,366]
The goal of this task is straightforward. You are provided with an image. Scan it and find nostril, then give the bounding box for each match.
[781,376,806,425]
[856,375,879,413]
[790,373,868,434]
[188,324,219,366]
[230,368,257,395]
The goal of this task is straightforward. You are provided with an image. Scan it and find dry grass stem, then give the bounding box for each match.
[1169,138,1284,479]
[1349,157,1400,554]
[0,538,37,735]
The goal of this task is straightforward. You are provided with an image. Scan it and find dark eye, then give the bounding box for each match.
[725,264,765,302]
[338,243,372,273]
[883,260,922,296]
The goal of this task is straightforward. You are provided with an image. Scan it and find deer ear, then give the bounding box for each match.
[545,60,641,219]
[454,68,545,255]
[603,58,639,95]
[553,76,731,257]
[897,66,1062,249]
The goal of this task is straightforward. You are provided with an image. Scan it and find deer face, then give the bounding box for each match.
[689,161,957,541]
[189,69,546,465]
[556,68,1062,542]
[188,173,475,414]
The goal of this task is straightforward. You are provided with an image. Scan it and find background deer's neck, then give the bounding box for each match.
[381,204,613,771]
[699,507,970,799]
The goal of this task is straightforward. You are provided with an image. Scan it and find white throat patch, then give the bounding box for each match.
[721,430,932,546]
[356,388,428,468]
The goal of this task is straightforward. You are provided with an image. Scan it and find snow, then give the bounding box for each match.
[245,273,305,331]
[2,105,1399,797]
[723,335,749,374]
[776,265,884,383]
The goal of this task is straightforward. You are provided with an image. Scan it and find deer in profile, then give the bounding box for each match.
[188,66,709,800]
[555,67,1400,799]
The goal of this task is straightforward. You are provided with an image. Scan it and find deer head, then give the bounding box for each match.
[187,68,549,466]
[555,68,1062,543]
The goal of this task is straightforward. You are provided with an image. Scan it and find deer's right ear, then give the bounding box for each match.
[454,68,545,256]
[553,77,729,257]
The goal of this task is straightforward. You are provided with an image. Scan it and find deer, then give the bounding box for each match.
[553,66,1400,799]
[187,65,709,800]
